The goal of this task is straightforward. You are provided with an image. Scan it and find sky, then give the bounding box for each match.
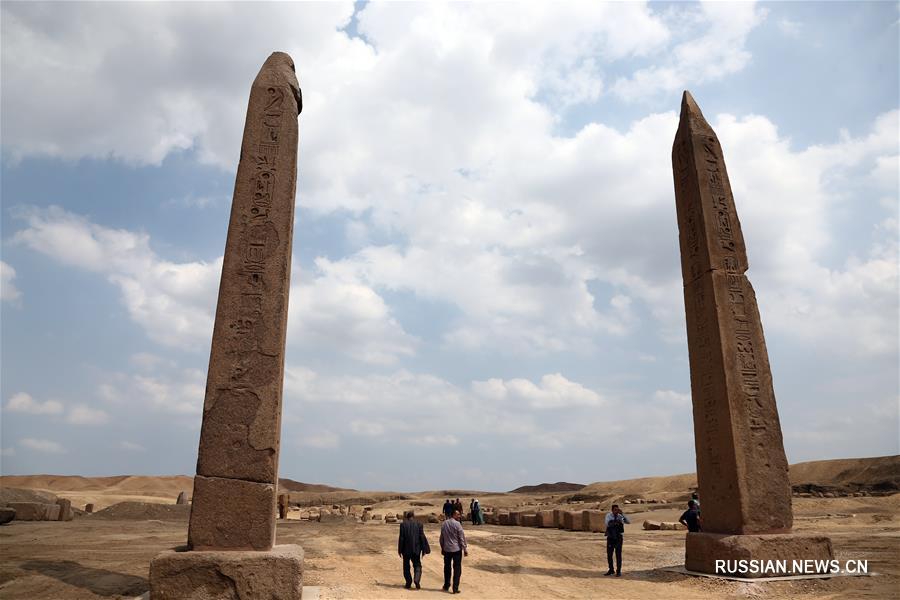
[1,1,897,492]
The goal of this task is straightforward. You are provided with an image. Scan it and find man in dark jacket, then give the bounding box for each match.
[398,510,430,589]
[604,504,630,576]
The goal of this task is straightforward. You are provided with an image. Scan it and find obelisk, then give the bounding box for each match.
[149,52,304,599]
[672,91,833,577]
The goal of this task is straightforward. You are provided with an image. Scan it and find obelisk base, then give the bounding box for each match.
[150,544,303,599]
[686,532,834,578]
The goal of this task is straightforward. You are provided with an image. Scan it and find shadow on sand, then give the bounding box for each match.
[20,560,148,597]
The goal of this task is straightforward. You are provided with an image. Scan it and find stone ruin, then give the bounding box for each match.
[149,52,304,599]
[672,91,833,576]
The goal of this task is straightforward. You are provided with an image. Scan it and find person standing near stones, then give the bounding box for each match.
[690,492,700,511]
[398,510,430,590]
[440,509,468,593]
[679,500,702,533]
[604,504,630,577]
[443,499,453,519]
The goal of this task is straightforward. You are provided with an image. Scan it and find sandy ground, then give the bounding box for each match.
[0,496,896,600]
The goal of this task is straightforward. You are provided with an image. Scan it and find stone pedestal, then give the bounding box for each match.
[685,532,834,577]
[150,545,304,599]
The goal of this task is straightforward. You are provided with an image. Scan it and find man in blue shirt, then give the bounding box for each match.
[604,505,630,576]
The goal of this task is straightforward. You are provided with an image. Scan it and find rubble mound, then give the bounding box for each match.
[89,502,190,521]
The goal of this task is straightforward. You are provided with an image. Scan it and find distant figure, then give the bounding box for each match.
[454,498,463,516]
[471,498,482,525]
[443,499,453,518]
[679,500,702,533]
[604,504,630,577]
[691,492,700,512]
[440,509,468,593]
[398,510,430,589]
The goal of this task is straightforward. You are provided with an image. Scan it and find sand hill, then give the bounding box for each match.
[578,454,899,499]
[509,482,585,494]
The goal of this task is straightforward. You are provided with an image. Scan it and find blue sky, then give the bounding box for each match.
[1,1,897,491]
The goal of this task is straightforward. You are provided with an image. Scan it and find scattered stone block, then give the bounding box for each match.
[562,511,579,530]
[521,514,539,527]
[498,512,510,525]
[176,491,187,505]
[85,503,94,513]
[0,507,15,525]
[643,520,662,530]
[56,498,73,521]
[537,510,555,527]
[582,510,604,532]
[6,502,50,521]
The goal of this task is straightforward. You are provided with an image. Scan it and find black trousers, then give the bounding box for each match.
[443,550,462,591]
[606,537,623,573]
[402,553,422,586]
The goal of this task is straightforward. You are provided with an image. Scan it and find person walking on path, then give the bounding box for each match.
[398,510,430,589]
[440,509,468,593]
[604,504,630,577]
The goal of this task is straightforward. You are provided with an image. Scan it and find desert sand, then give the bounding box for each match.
[1,456,897,599]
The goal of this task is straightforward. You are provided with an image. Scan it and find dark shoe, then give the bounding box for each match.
[604,570,615,576]
[453,590,461,594]
[616,572,622,577]
[442,586,450,592]
[415,583,421,590]
[404,583,412,589]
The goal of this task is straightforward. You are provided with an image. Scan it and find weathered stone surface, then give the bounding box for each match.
[498,512,510,525]
[562,511,579,530]
[278,494,288,519]
[150,544,303,599]
[554,509,565,529]
[508,511,523,526]
[187,475,276,551]
[85,503,94,513]
[643,520,662,530]
[6,502,50,521]
[46,504,60,520]
[537,510,555,527]
[0,507,15,524]
[672,91,792,535]
[581,511,604,533]
[521,514,539,527]
[176,491,187,505]
[685,532,834,577]
[193,51,301,486]
[55,498,73,521]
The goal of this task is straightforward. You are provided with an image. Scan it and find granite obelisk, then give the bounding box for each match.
[672,91,833,576]
[150,52,304,599]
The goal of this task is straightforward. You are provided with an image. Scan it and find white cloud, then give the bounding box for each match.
[472,373,604,409]
[613,2,768,100]
[290,259,418,365]
[300,430,340,449]
[0,261,22,304]
[21,438,65,454]
[411,435,459,446]
[100,368,205,415]
[5,392,64,415]
[12,206,219,349]
[120,441,146,452]
[67,404,110,426]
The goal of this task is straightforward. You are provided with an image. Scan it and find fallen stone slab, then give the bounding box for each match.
[643,520,662,530]
[6,502,52,521]
[0,507,15,525]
